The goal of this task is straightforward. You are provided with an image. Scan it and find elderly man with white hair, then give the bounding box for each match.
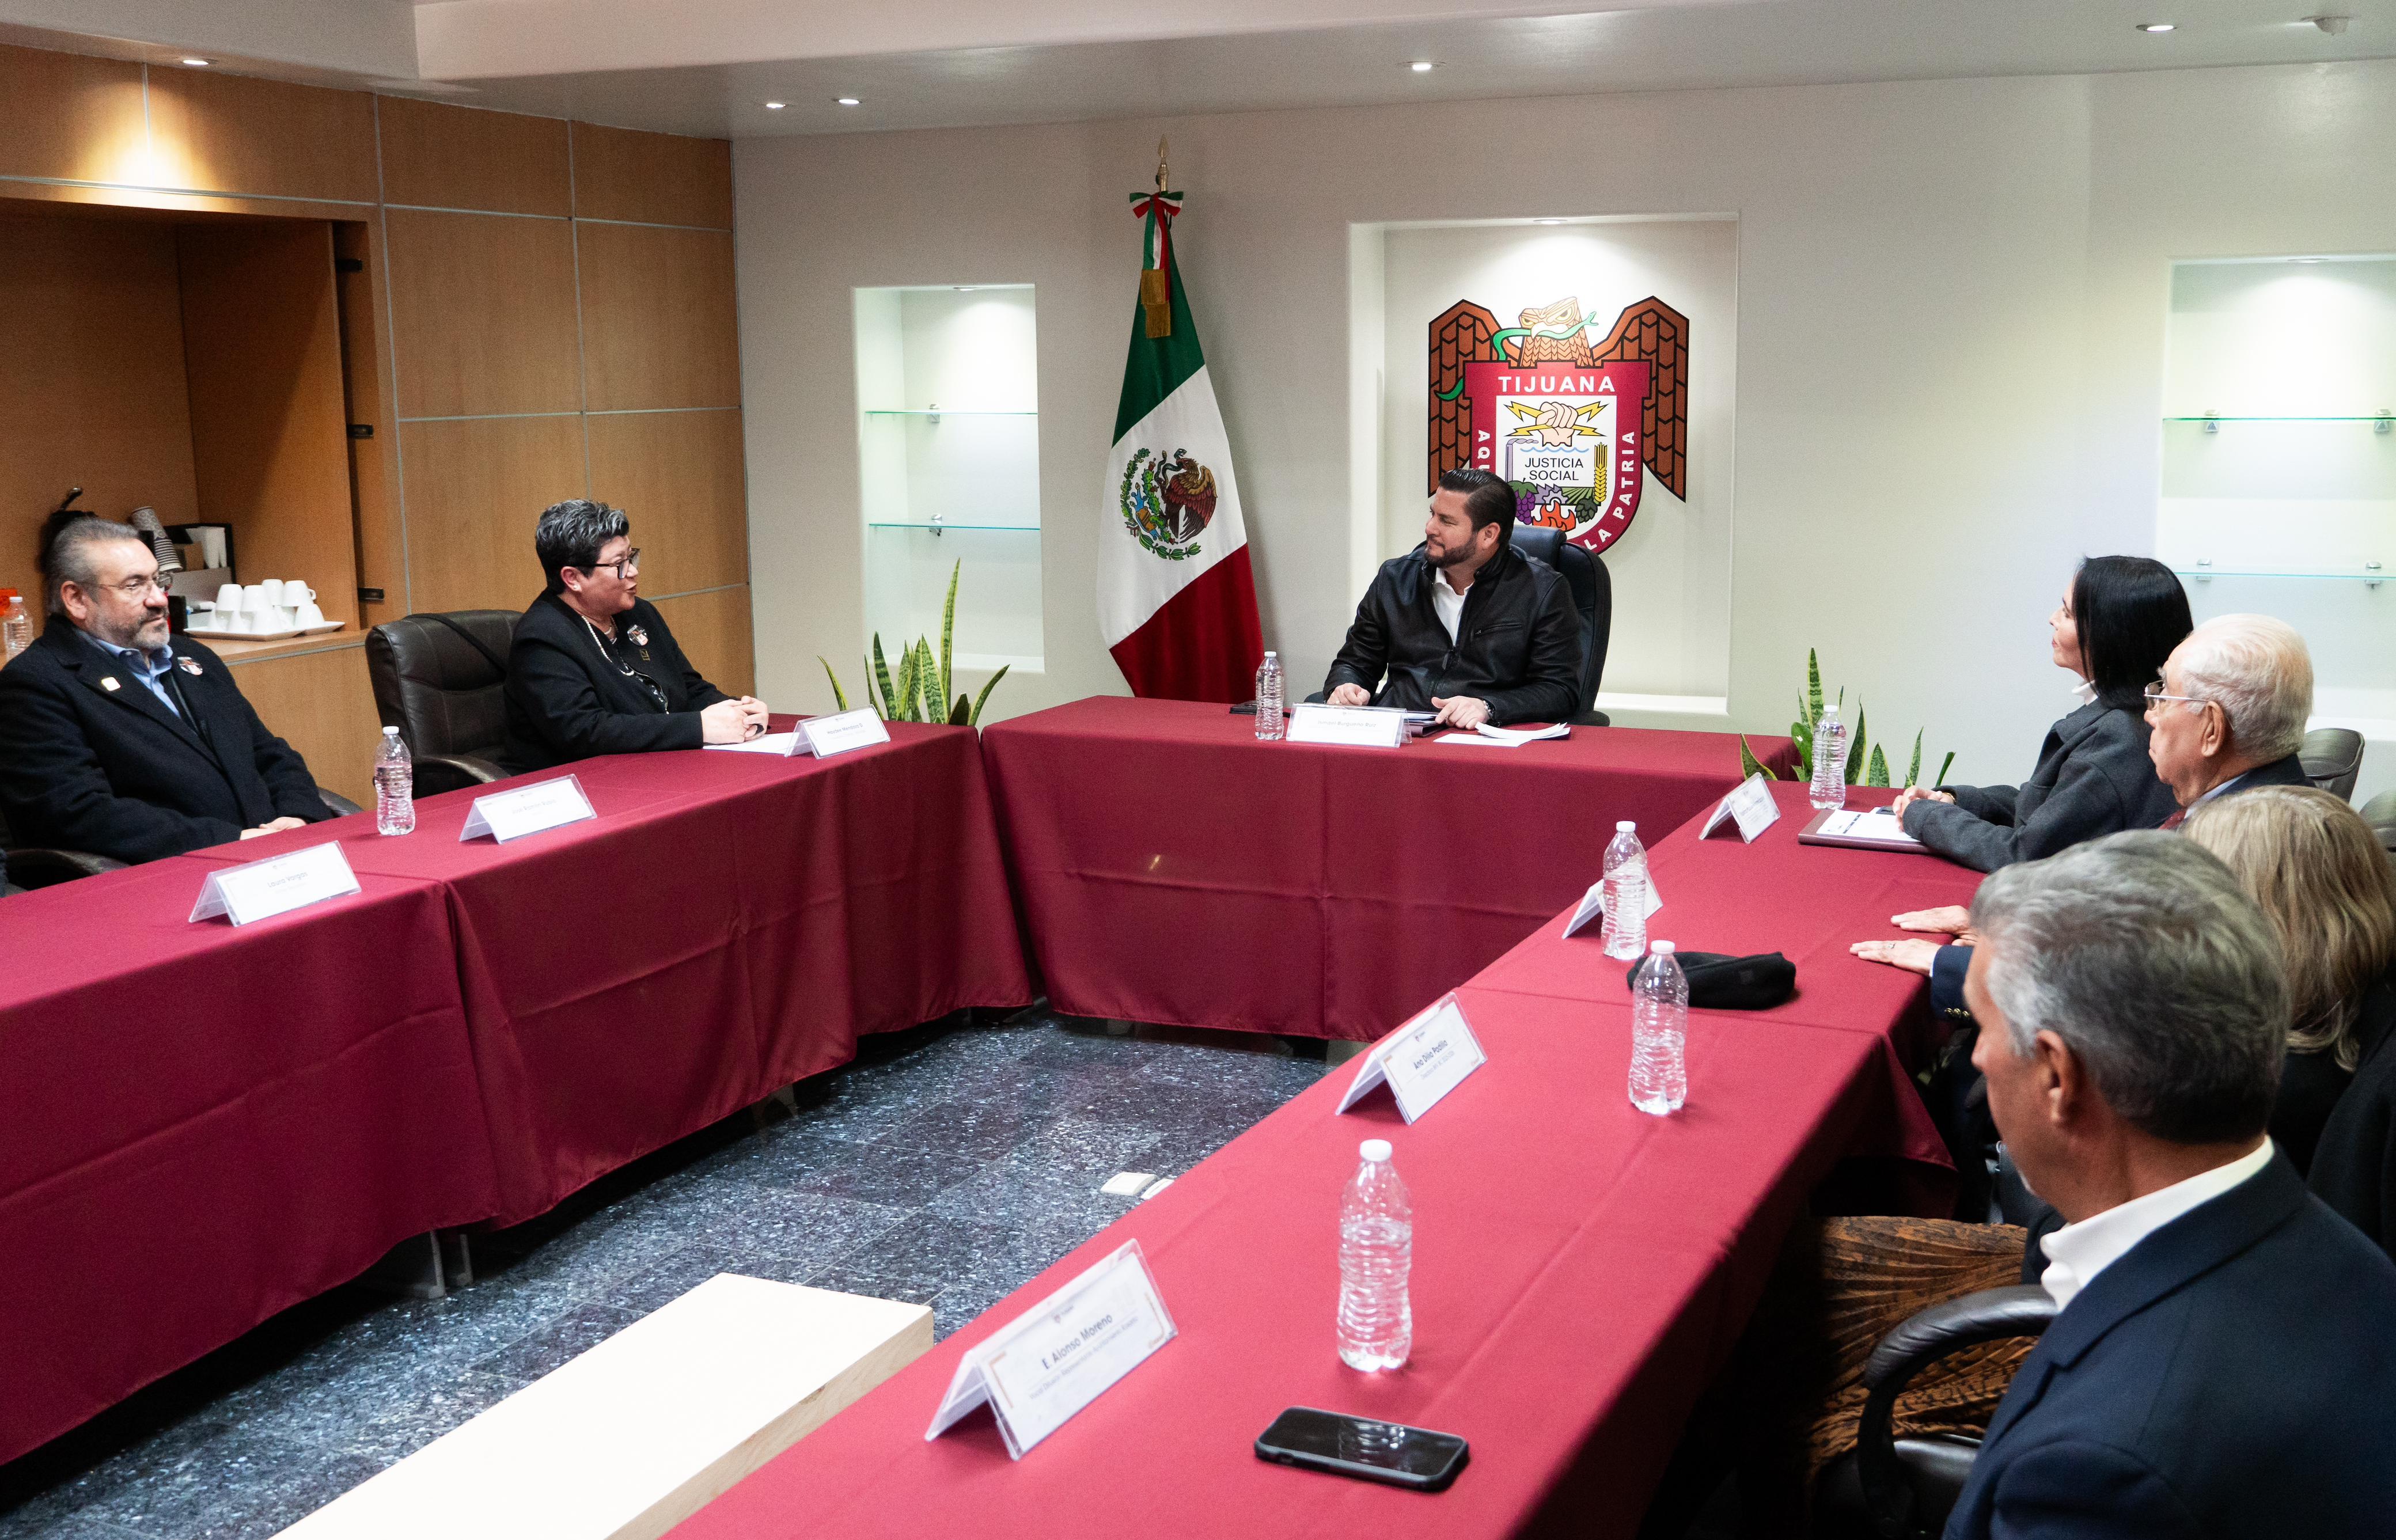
[2144,612,2314,825]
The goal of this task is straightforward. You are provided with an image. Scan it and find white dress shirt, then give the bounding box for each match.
[2036,1137,2274,1312]
[1431,566,1468,644]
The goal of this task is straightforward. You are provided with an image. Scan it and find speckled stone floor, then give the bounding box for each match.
[0,1012,1329,1539]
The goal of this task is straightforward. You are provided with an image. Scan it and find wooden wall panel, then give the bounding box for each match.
[399,415,584,615]
[334,217,404,629]
[385,208,582,419]
[568,123,733,229]
[177,221,361,628]
[0,44,147,186]
[577,223,740,412]
[0,215,202,605]
[377,97,570,217]
[146,69,377,203]
[649,585,755,699]
[226,640,380,806]
[585,409,749,597]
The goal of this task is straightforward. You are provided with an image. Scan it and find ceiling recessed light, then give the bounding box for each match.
[1408,60,1434,73]
[180,57,211,66]
[1533,218,1567,225]
[764,100,786,109]
[954,286,976,291]
[836,96,862,107]
[2136,21,2176,32]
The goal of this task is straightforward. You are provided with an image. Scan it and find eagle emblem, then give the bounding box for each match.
[1429,294,1690,552]
[1117,446,1218,562]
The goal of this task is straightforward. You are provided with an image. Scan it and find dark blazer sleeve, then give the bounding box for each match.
[1324,574,1390,697]
[1476,572,1582,725]
[507,631,706,762]
[199,654,325,822]
[1974,1438,2205,1540]
[2311,1076,2396,1263]
[1931,943,1972,1017]
[0,664,245,859]
[1947,784,2021,825]
[1906,750,2132,873]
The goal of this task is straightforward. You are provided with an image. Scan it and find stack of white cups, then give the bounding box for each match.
[202,580,325,634]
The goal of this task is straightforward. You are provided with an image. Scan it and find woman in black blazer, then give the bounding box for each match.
[1893,556,2191,873]
[499,500,769,773]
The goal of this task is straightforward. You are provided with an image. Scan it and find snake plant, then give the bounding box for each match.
[1740,648,1954,790]
[819,560,1010,726]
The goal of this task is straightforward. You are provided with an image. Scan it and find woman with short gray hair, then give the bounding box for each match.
[499,499,769,772]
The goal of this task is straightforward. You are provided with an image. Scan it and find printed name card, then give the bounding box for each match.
[1700,772,1782,843]
[459,775,596,844]
[1336,992,1488,1123]
[1560,865,1665,939]
[189,842,361,927]
[799,707,891,758]
[926,1239,1177,1458]
[1286,703,1409,749]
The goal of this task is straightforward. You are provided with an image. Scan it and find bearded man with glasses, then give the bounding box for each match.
[0,510,333,864]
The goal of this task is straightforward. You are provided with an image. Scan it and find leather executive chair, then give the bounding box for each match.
[0,791,362,891]
[2299,726,2365,802]
[363,611,516,797]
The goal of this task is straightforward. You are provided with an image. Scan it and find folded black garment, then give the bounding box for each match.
[1628,950,1796,1010]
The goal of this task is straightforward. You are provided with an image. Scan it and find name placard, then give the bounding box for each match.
[459,774,596,844]
[1336,992,1488,1123]
[801,707,892,759]
[1700,772,1782,843]
[189,841,361,927]
[926,1239,1177,1458]
[1286,703,1409,749]
[1560,864,1665,939]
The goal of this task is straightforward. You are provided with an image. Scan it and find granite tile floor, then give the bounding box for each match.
[0,1012,1329,1540]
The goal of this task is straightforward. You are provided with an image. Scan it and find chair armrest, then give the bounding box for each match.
[1856,1285,2055,1537]
[318,789,364,818]
[1571,709,1611,727]
[414,753,509,798]
[4,847,128,889]
[1302,689,1329,705]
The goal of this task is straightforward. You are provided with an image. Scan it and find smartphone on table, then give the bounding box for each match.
[1254,1406,1469,1492]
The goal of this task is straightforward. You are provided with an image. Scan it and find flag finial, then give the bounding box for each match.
[1154,137,1169,194]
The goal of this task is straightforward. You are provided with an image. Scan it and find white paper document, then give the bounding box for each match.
[1700,772,1783,843]
[925,1240,1177,1458]
[705,730,803,756]
[1560,864,1664,938]
[1286,704,1409,748]
[799,708,890,758]
[189,842,361,926]
[1335,993,1488,1123]
[1815,807,1923,845]
[460,775,597,843]
[1476,721,1570,745]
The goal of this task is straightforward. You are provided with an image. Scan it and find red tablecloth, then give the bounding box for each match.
[981,697,1796,1041]
[184,721,1033,1226]
[0,859,496,1466]
[671,987,1898,1540]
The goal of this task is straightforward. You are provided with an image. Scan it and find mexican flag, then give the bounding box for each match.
[1097,189,1264,702]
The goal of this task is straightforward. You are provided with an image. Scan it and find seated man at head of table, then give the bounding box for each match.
[1946,830,2396,1540]
[0,510,332,863]
[1320,468,1580,730]
[499,499,771,773]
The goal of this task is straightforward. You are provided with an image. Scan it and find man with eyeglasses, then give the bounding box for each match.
[0,511,332,864]
[499,499,769,773]
[2144,613,2315,828]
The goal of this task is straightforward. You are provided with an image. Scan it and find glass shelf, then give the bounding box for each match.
[2172,568,2389,581]
[2165,415,2396,422]
[862,408,1037,417]
[867,521,1041,532]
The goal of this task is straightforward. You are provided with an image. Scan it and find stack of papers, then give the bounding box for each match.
[1814,808,1922,845]
[1435,722,1572,748]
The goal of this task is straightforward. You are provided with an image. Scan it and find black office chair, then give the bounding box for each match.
[365,611,516,796]
[2360,789,2396,857]
[1814,1285,2058,1538]
[2300,727,2365,802]
[0,790,359,890]
[1508,525,1612,726]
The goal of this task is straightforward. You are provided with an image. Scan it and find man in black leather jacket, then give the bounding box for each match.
[1322,469,1581,727]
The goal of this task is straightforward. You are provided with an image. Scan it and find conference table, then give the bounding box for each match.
[671,780,1980,1540]
[981,697,1800,1040]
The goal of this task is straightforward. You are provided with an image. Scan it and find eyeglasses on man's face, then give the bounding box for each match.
[2143,680,2207,712]
[88,573,172,600]
[584,548,642,579]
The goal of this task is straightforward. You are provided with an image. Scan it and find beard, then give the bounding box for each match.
[1427,537,1475,569]
[94,608,169,650]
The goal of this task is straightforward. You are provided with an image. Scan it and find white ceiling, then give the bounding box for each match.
[1,0,2388,138]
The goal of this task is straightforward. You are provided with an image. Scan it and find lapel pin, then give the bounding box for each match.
[177,657,203,676]
[101,676,122,692]
[628,624,650,647]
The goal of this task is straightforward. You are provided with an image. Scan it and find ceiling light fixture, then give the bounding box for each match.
[836,96,862,106]
[181,56,211,66]
[954,286,976,291]
[764,100,786,109]
[1408,60,1435,73]
[2135,22,2175,32]
[1533,219,1567,225]
[2310,15,2352,35]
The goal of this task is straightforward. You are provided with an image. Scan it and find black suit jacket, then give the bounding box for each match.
[0,616,328,863]
[1905,696,2180,873]
[1322,543,1580,724]
[499,592,730,774]
[1948,1154,2396,1540]
[2310,969,2396,1265]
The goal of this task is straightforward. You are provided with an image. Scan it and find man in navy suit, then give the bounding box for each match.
[0,514,331,865]
[1946,831,2396,1539]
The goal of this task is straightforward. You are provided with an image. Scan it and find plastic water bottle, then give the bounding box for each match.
[374,726,415,836]
[1337,1139,1412,1371]
[1254,651,1285,740]
[1601,820,1648,961]
[0,590,29,663]
[1810,704,1849,810]
[1630,940,1689,1116]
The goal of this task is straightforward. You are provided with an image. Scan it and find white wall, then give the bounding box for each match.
[734,59,2396,794]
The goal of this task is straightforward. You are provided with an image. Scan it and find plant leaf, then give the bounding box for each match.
[1906,727,1923,789]
[893,643,920,724]
[1866,744,1891,787]
[1848,701,1867,785]
[949,692,970,727]
[1806,648,1823,724]
[1739,734,1777,781]
[969,665,1011,727]
[817,656,848,713]
[939,559,959,711]
[870,637,897,719]
[1936,750,1957,787]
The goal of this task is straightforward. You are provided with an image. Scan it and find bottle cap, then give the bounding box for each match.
[382,725,400,736]
[1821,704,1839,716]
[1650,940,1675,954]
[1360,1139,1392,1162]
[1616,820,1635,832]
[1264,650,1277,659]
